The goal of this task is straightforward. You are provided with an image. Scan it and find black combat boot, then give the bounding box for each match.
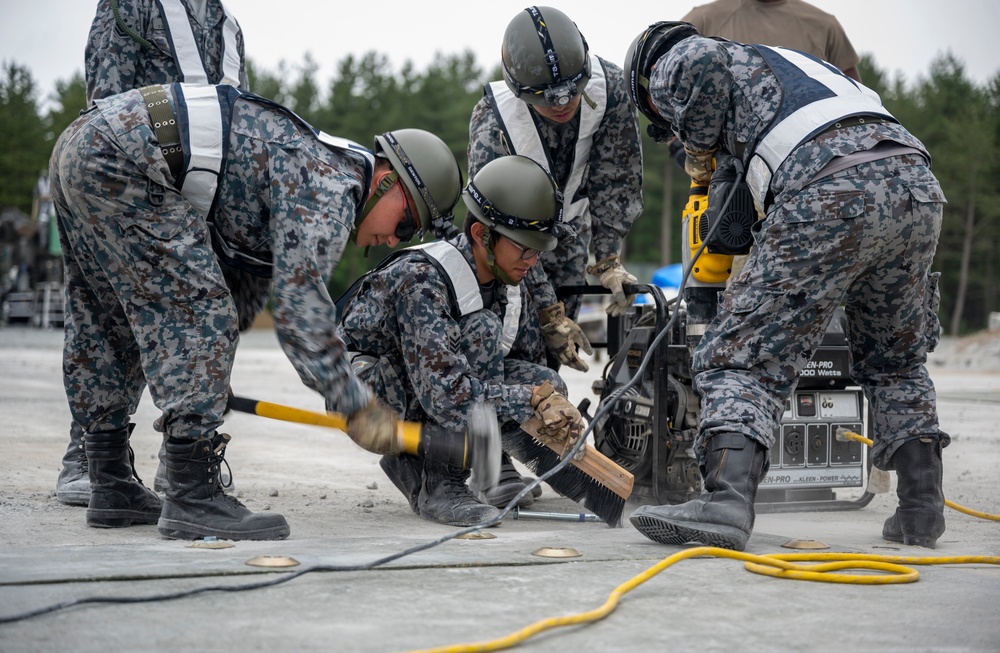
[380,453,423,514]
[419,461,501,527]
[56,421,90,506]
[84,425,162,528]
[882,438,945,548]
[630,433,767,551]
[157,434,290,540]
[471,451,532,508]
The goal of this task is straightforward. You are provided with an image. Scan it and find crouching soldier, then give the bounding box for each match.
[338,155,585,526]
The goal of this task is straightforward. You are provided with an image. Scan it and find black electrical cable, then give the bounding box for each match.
[1,162,748,626]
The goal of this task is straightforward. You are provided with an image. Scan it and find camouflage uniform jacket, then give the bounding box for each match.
[647,35,929,210]
[65,85,373,419]
[86,0,248,107]
[338,233,543,432]
[468,56,643,311]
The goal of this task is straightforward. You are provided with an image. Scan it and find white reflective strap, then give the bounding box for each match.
[487,54,608,225]
[562,55,606,223]
[317,131,375,166]
[771,47,862,96]
[406,241,522,356]
[753,46,896,172]
[499,286,522,356]
[177,84,224,216]
[488,82,549,172]
[745,154,771,216]
[756,95,896,170]
[411,241,484,315]
[157,0,209,84]
[219,1,242,86]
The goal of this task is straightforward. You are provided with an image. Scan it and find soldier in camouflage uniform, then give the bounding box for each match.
[625,23,949,550]
[86,0,248,107]
[468,6,644,374]
[57,0,249,507]
[49,81,462,540]
[339,156,585,526]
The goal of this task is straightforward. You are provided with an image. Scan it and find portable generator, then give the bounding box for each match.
[575,284,874,513]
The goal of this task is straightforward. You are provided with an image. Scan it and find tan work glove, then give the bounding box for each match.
[345,397,402,455]
[520,380,584,459]
[683,146,717,186]
[587,255,638,317]
[539,302,594,372]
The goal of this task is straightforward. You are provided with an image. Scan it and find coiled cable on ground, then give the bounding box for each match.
[404,546,1000,653]
[399,428,1000,653]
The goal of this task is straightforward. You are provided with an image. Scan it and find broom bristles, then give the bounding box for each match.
[502,429,626,528]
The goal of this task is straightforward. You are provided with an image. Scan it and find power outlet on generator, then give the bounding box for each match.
[782,425,805,466]
[759,388,868,501]
[830,423,864,464]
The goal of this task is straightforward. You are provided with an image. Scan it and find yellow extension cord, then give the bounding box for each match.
[403,430,1000,653]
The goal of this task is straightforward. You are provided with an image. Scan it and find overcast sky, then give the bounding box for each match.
[2,0,999,109]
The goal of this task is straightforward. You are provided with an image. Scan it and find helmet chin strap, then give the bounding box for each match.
[351,170,398,245]
[481,226,518,287]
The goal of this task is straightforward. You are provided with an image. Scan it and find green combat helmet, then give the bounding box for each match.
[373,129,463,239]
[464,155,563,285]
[624,21,700,133]
[501,6,591,107]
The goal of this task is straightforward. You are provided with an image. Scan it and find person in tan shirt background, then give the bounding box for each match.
[682,0,862,81]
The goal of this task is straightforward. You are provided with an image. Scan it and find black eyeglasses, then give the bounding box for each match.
[394,180,417,242]
[505,236,541,261]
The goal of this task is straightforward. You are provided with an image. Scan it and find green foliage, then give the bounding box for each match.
[4,51,1000,334]
[47,73,87,141]
[0,63,48,214]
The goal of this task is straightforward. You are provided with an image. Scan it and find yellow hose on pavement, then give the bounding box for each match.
[402,546,1000,653]
[402,429,999,653]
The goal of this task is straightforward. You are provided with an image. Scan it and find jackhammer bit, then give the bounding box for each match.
[227,395,501,490]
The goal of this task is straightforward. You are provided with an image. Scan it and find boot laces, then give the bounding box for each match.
[208,437,235,491]
[440,468,476,501]
[127,445,146,486]
[72,441,89,472]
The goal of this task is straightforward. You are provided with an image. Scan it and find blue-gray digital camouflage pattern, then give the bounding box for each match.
[86,0,248,107]
[338,232,563,433]
[49,85,371,440]
[649,35,949,470]
[468,57,643,319]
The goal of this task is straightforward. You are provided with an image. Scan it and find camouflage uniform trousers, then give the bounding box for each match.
[531,217,593,321]
[356,307,564,438]
[693,154,949,471]
[50,108,236,440]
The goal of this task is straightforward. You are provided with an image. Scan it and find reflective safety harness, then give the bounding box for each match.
[139,82,374,277]
[112,0,243,87]
[340,240,523,357]
[742,45,898,212]
[485,54,607,225]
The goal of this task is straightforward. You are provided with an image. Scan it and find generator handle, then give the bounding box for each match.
[556,283,673,325]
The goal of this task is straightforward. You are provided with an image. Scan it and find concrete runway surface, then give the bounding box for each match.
[1,326,998,653]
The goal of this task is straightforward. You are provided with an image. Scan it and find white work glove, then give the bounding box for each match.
[520,380,584,459]
[345,397,402,455]
[683,146,717,186]
[539,302,594,372]
[587,255,638,317]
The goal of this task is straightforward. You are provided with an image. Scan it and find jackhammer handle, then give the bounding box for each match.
[226,394,471,467]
